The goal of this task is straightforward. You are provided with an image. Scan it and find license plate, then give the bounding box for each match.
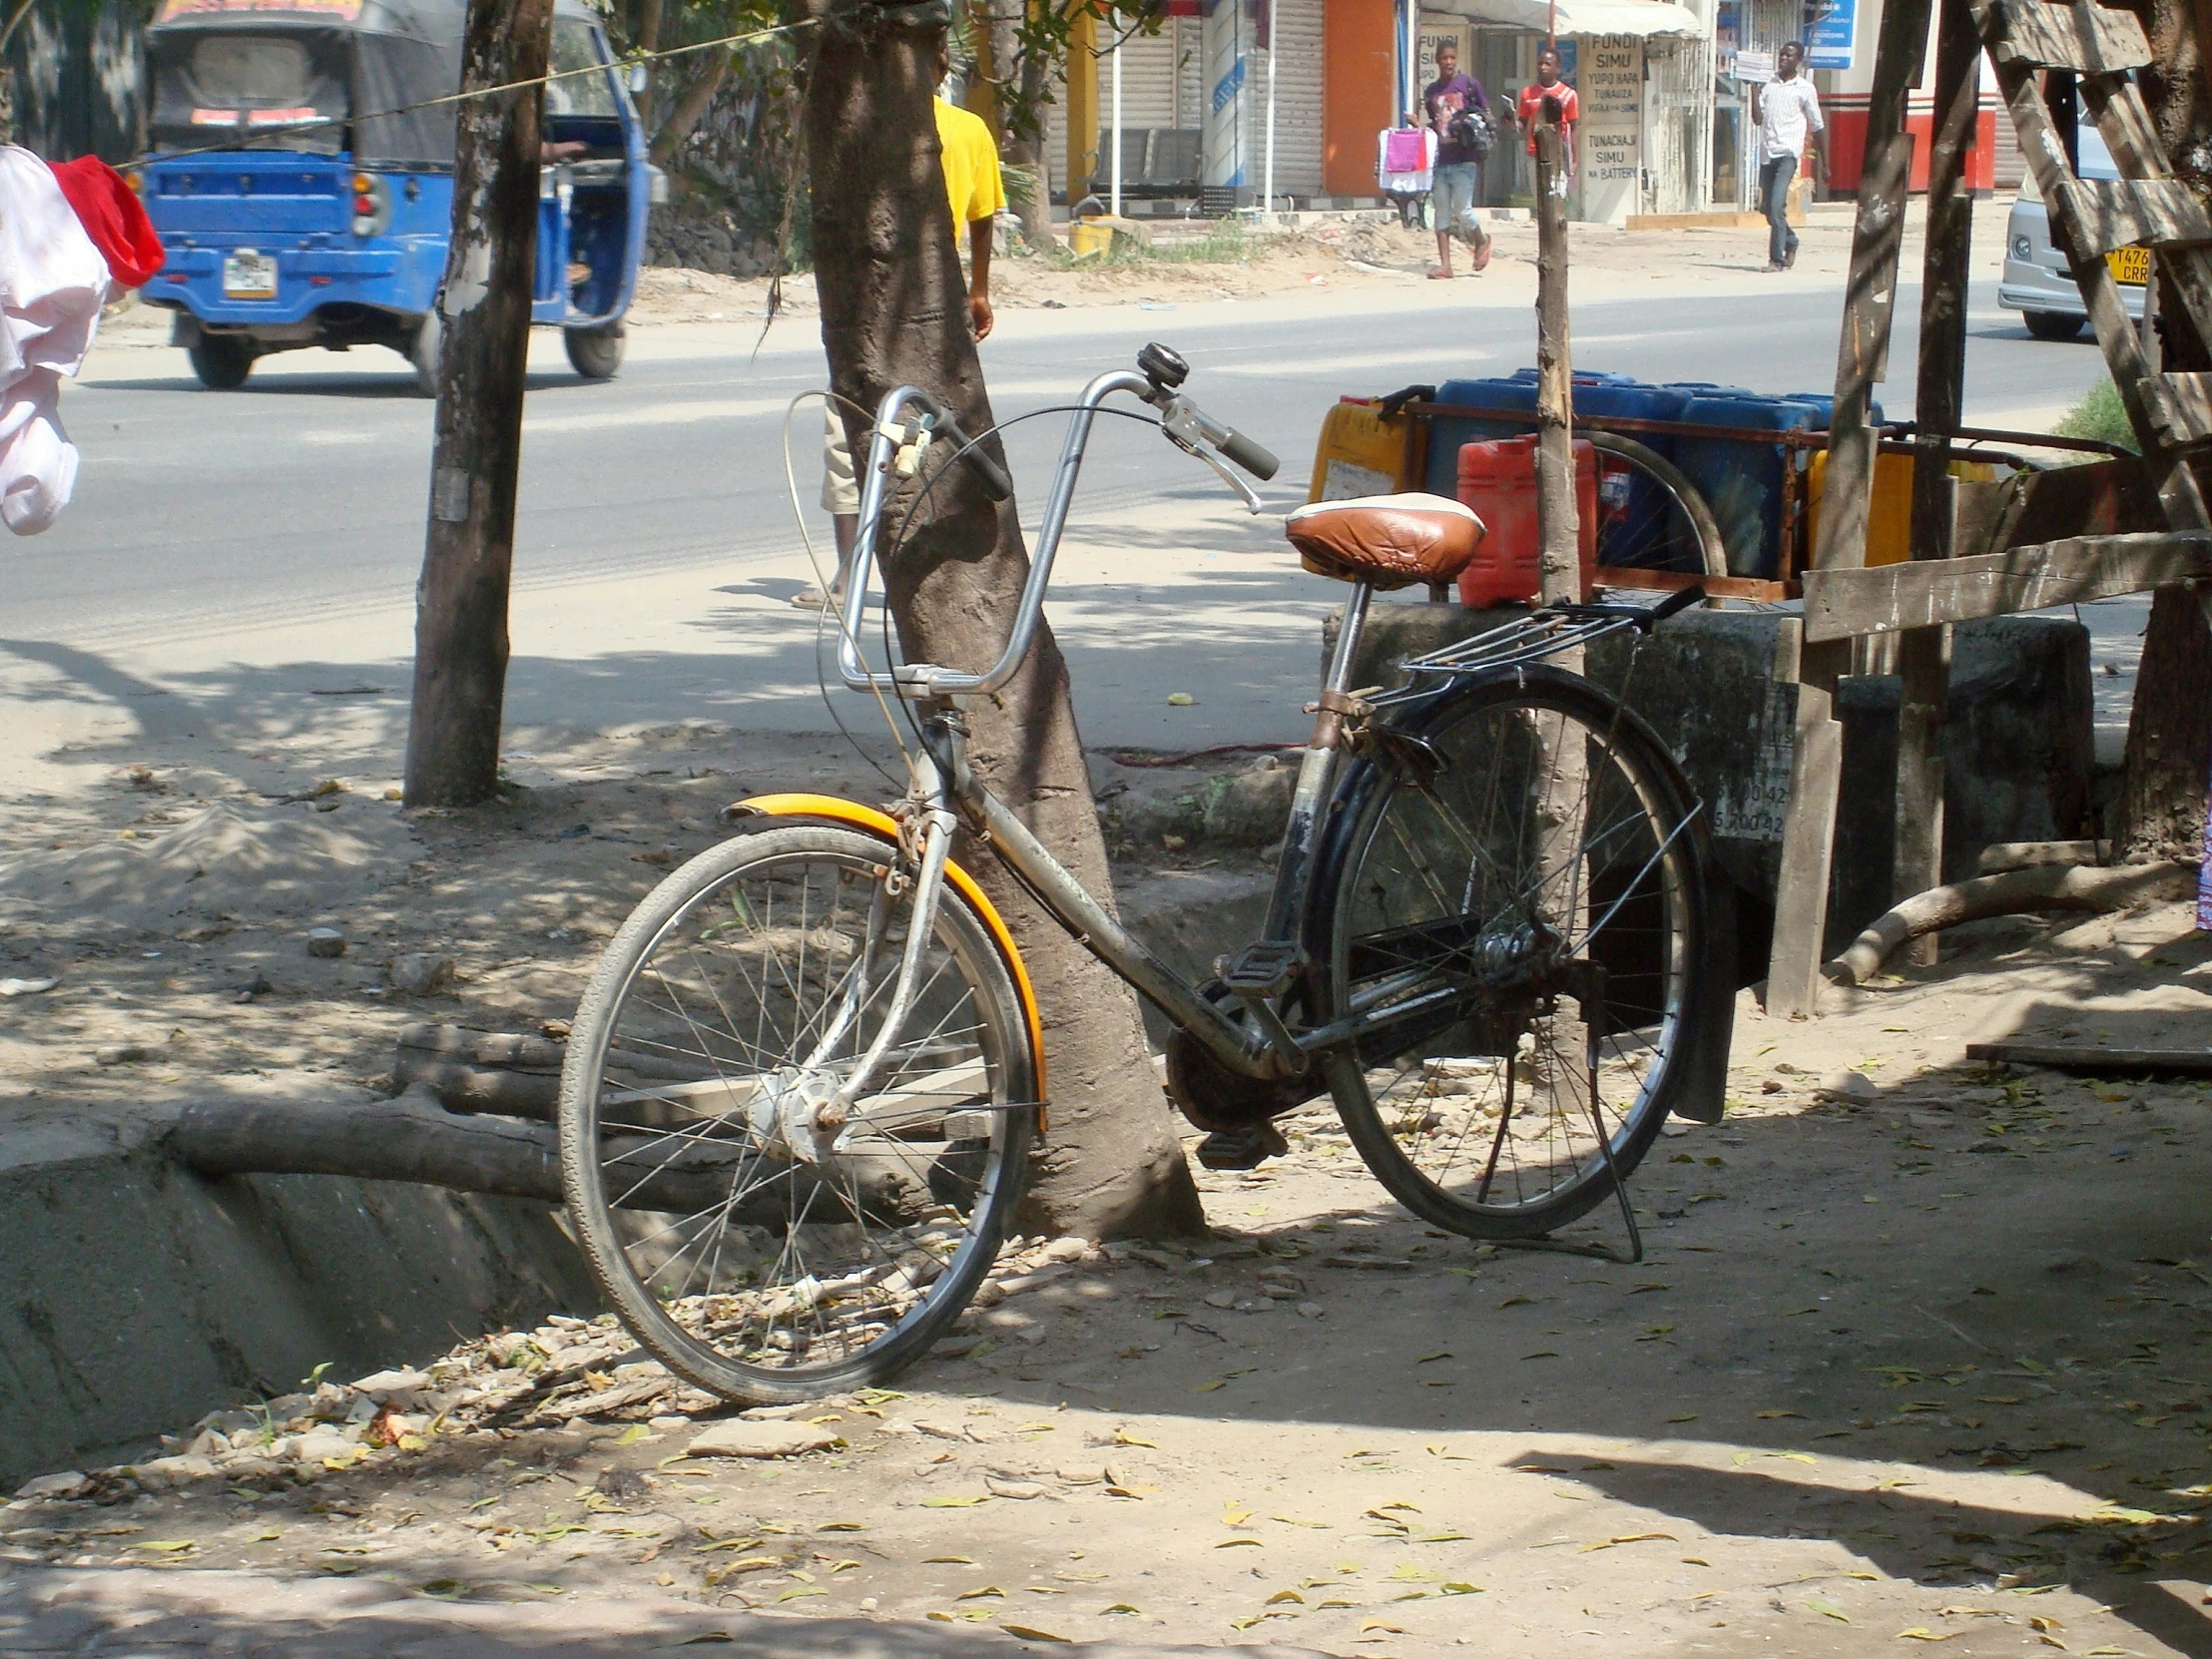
[223,250,276,299]
[2107,246,2151,285]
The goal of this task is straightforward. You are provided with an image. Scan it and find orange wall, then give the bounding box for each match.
[1821,102,1998,195]
[1325,0,1397,198]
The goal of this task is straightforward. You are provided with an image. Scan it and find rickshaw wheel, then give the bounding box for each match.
[189,336,254,391]
[408,310,441,398]
[565,320,626,380]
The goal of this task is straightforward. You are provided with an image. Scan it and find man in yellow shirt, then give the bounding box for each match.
[799,43,1006,609]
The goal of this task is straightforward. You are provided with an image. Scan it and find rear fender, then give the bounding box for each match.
[728,794,1047,1129]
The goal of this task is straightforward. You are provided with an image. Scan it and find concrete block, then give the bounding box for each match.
[0,1108,598,1489]
[1330,598,2093,960]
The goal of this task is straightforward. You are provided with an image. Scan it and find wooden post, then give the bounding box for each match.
[1895,0,1978,963]
[1765,0,1933,1016]
[1531,110,1590,1106]
[402,0,556,807]
[1533,114,1579,613]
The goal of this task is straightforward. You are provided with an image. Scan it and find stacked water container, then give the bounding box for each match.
[1423,372,1880,582]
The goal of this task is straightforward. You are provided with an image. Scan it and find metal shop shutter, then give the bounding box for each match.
[1268,0,1326,200]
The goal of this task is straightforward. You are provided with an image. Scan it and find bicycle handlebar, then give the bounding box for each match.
[838,353,1277,700]
[929,410,1014,502]
[1203,414,1280,481]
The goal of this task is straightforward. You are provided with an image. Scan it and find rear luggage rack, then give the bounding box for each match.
[1392,586,1706,682]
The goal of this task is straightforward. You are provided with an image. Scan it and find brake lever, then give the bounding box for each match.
[1159,399,1264,513]
[1194,440,1265,513]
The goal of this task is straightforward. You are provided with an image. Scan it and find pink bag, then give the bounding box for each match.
[1383,128,1426,173]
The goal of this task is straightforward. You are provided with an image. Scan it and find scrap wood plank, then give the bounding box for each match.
[1964,1041,2212,1075]
[1802,531,2212,639]
[1980,0,2152,71]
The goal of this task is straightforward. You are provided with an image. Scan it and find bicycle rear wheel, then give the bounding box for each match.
[1313,668,1721,1240]
[558,823,1037,1402]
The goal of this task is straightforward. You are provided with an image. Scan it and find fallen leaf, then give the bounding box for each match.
[1415,1531,1471,1543]
[1192,1380,1229,1393]
[1414,1350,1452,1364]
[1271,1513,1332,1528]
[1113,1428,1159,1448]
[998,1624,1070,1643]
[1215,1537,1264,1548]
[922,1495,990,1508]
[926,1554,977,1564]
[1499,1295,1537,1308]
[775,1587,826,1602]
[957,1585,1005,1600]
[1441,1581,1481,1594]
[1266,1589,1305,1604]
[1223,1505,1253,1525]
[1101,1603,1141,1615]
[1360,1619,1408,1634]
[1581,1532,1678,1551]
[129,1540,196,1554]
[1666,1412,1699,1423]
[1896,1629,1956,1642]
[1756,1410,1805,1419]
[1805,1597,1851,1622]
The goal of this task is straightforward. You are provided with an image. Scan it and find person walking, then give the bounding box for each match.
[798,43,1004,610]
[1751,41,1824,272]
[1503,46,1578,184]
[1422,42,1492,278]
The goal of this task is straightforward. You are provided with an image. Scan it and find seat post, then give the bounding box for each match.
[1257,581,1375,945]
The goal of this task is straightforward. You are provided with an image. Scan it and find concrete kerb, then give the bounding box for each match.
[0,1100,598,1490]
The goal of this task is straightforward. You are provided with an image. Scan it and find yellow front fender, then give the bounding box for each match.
[729,795,1047,1124]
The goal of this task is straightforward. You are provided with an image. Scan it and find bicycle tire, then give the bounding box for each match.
[1310,667,1723,1240]
[1585,430,1728,581]
[558,823,1037,1402]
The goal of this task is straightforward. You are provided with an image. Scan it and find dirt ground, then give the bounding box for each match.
[617,208,1923,328]
[6,709,2212,1657]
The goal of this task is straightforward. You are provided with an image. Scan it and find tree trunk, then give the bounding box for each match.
[2114,0,2212,861]
[1002,6,1058,249]
[652,52,730,167]
[402,0,554,808]
[803,10,1202,1239]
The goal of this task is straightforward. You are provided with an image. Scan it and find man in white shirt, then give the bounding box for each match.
[1751,41,1824,272]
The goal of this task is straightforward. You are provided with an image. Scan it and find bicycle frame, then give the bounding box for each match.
[823,371,1692,1116]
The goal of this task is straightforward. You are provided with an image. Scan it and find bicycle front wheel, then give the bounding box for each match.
[1314,668,1719,1240]
[559,823,1037,1402]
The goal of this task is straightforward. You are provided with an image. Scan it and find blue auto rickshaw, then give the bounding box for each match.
[135,0,658,392]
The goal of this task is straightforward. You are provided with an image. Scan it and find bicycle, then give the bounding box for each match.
[557,342,1731,1403]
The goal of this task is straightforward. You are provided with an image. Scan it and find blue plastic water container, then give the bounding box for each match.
[1425,376,1537,495]
[1674,391,1878,579]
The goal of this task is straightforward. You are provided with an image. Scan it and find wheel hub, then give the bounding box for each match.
[750,1066,840,1164]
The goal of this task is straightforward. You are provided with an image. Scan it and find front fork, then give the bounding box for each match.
[825,743,959,1122]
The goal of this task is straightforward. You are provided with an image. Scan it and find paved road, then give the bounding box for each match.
[2,272,2126,769]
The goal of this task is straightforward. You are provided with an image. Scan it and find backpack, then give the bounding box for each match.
[1448,107,1495,161]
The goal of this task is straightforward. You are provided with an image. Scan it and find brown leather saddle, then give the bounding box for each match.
[1284,493,1486,590]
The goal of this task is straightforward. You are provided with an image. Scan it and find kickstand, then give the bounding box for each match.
[1582,973,1644,1264]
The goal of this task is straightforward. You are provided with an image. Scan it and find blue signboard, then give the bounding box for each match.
[1806,0,1856,70]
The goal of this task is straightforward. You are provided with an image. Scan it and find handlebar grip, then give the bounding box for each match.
[932,414,1014,502]
[1217,426,1280,481]
[1649,584,1706,623]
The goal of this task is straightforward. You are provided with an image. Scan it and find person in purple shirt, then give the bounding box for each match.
[1423,42,1492,277]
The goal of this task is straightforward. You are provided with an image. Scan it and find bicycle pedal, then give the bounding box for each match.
[1219,940,1304,998]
